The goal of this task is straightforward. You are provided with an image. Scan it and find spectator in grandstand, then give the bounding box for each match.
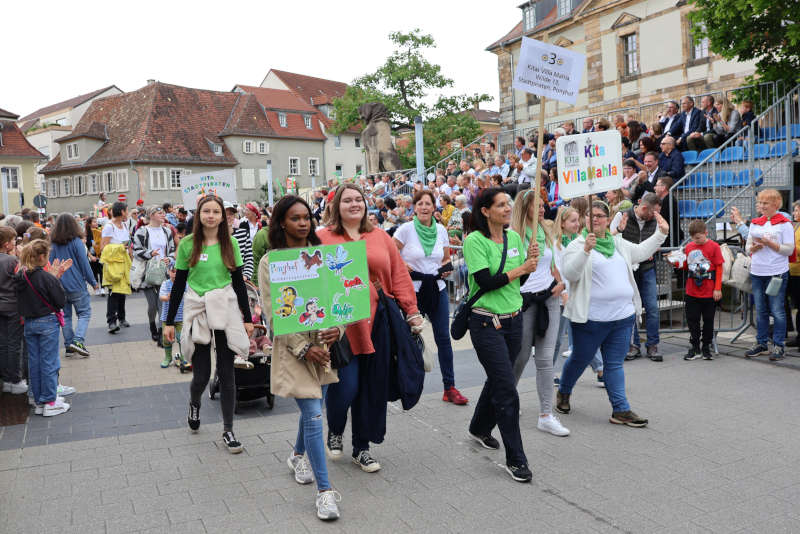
[605,188,632,217]
[672,96,704,150]
[514,136,526,157]
[636,137,658,159]
[737,100,758,144]
[654,176,682,247]
[688,95,719,150]
[437,194,455,226]
[518,148,537,188]
[649,122,664,145]
[582,118,595,133]
[657,136,685,179]
[447,195,468,240]
[627,121,647,149]
[492,155,510,179]
[486,141,499,162]
[545,167,563,216]
[658,101,680,134]
[621,137,636,161]
[629,152,665,205]
[562,121,576,135]
[446,160,459,177]
[596,118,611,131]
[710,96,741,143]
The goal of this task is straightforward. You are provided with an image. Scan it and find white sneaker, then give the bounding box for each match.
[4,380,28,395]
[562,349,572,357]
[42,398,70,417]
[1,382,9,393]
[287,453,314,485]
[316,490,341,521]
[537,414,570,437]
[33,397,64,415]
[57,384,76,396]
[233,355,254,369]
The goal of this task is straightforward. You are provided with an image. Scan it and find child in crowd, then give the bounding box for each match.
[670,220,723,360]
[0,227,26,394]
[159,261,190,369]
[15,240,69,416]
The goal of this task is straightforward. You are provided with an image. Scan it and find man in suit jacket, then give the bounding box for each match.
[630,151,667,205]
[582,117,595,133]
[654,176,683,247]
[658,101,680,136]
[671,96,704,150]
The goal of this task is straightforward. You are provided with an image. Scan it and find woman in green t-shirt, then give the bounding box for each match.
[164,195,254,454]
[463,188,537,483]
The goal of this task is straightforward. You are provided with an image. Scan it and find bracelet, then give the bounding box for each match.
[297,343,312,361]
[406,313,423,323]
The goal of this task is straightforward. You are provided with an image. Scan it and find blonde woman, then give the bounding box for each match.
[709,96,741,145]
[510,191,569,436]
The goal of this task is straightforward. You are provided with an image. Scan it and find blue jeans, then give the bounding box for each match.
[632,267,659,348]
[62,289,91,347]
[0,312,24,383]
[752,272,789,347]
[24,314,61,404]
[419,286,455,389]
[559,315,635,413]
[553,312,602,372]
[326,355,370,453]
[295,385,331,491]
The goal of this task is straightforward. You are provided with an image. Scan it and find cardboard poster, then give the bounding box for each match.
[269,241,370,336]
[556,130,624,199]
[512,37,586,105]
[181,169,237,210]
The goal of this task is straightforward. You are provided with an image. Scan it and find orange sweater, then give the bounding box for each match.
[317,226,419,355]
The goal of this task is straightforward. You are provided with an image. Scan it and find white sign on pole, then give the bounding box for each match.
[556,130,623,199]
[512,37,586,105]
[180,169,237,210]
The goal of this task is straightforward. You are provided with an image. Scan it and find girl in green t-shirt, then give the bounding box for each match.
[463,188,537,484]
[164,195,254,454]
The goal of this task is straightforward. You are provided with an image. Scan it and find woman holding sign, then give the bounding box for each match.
[257,195,343,521]
[556,201,668,428]
[319,184,422,474]
[163,195,254,453]
[393,190,467,405]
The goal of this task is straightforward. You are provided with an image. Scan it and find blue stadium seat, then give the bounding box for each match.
[791,124,800,138]
[681,150,698,165]
[678,199,697,218]
[695,199,725,219]
[719,146,744,163]
[697,148,716,162]
[715,170,735,187]
[753,143,770,159]
[758,127,776,142]
[769,141,798,158]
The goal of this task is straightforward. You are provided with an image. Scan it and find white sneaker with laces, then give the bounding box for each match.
[287,452,314,485]
[36,395,66,414]
[316,490,341,520]
[562,349,572,357]
[5,380,28,395]
[57,384,76,396]
[537,414,570,437]
[42,398,70,417]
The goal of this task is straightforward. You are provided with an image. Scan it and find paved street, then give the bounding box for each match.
[2,292,800,533]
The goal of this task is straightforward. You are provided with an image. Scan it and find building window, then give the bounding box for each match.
[523,5,536,31]
[170,169,182,189]
[288,157,299,176]
[1,167,19,190]
[0,133,3,147]
[243,140,253,154]
[557,0,570,18]
[308,158,319,176]
[49,179,59,198]
[354,137,361,148]
[335,164,343,175]
[303,115,312,129]
[690,23,709,60]
[104,171,115,192]
[279,112,287,128]
[258,141,269,154]
[116,170,128,191]
[151,168,168,190]
[62,177,72,196]
[74,175,85,196]
[356,164,362,175]
[66,142,79,160]
[622,33,639,76]
[241,168,255,189]
[334,135,341,148]
[88,173,98,194]
[213,143,223,155]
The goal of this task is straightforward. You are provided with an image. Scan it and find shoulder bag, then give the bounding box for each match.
[450,231,508,340]
[22,269,65,327]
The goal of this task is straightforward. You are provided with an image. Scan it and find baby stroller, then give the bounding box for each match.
[209,282,274,410]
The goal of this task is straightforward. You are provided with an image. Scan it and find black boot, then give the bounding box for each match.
[156,328,164,348]
[150,322,159,342]
[785,337,799,347]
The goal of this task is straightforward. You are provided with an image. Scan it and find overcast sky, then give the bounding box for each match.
[4,0,520,117]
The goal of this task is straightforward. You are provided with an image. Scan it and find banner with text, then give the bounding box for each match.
[269,241,370,336]
[181,169,237,210]
[556,130,623,199]
[512,37,585,105]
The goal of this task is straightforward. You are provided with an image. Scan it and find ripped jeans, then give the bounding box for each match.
[294,385,331,491]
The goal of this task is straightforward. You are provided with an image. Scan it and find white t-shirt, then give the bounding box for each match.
[749,220,794,276]
[248,221,258,243]
[520,244,554,293]
[146,226,168,258]
[101,221,130,244]
[588,249,635,322]
[394,221,449,292]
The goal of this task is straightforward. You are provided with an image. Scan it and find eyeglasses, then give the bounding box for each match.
[591,213,608,219]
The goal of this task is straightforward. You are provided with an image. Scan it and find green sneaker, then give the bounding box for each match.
[160,354,172,368]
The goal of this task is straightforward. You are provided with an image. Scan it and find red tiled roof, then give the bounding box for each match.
[486,21,524,51]
[0,120,47,158]
[41,82,274,174]
[0,108,19,120]
[316,113,361,135]
[235,85,317,112]
[468,109,500,123]
[57,121,107,142]
[18,85,122,122]
[235,86,327,141]
[269,70,348,106]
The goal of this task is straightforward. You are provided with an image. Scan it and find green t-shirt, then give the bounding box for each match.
[175,234,243,296]
[463,229,524,314]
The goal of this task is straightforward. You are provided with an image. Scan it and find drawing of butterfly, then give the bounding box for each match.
[325,245,353,276]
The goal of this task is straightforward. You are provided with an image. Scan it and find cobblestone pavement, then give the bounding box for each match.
[2,293,800,533]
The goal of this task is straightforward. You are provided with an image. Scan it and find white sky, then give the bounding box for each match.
[4,0,520,118]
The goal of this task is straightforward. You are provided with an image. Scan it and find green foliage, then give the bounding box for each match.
[689,0,800,96]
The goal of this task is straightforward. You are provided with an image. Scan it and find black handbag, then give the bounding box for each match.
[450,232,508,340]
[329,331,353,369]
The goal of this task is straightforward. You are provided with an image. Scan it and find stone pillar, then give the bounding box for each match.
[584,18,603,105]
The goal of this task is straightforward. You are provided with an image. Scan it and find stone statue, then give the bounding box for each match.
[358,102,402,175]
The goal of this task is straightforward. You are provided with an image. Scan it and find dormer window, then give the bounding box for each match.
[557,0,571,18]
[523,4,536,31]
[66,142,79,160]
[213,143,223,156]
[304,115,312,129]
[278,112,287,128]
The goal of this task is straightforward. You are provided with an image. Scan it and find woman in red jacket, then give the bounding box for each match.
[319,184,423,473]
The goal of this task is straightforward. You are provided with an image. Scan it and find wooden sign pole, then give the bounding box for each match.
[529,96,546,249]
[588,193,594,233]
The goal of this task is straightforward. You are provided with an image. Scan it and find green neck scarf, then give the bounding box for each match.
[561,233,578,248]
[582,228,615,258]
[413,216,437,257]
[524,225,548,253]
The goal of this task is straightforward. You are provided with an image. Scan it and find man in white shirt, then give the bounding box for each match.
[518,148,537,185]
[658,101,679,135]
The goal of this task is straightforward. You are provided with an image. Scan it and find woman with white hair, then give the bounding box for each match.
[447,195,468,240]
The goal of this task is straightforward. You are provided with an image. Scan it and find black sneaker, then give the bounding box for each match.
[468,431,500,450]
[684,346,701,361]
[64,345,75,357]
[555,390,570,414]
[553,376,560,386]
[609,410,648,428]
[352,450,380,472]
[188,403,200,433]
[505,463,532,483]
[222,431,243,454]
[625,344,641,361]
[108,320,120,333]
[745,344,769,358]
[769,345,785,361]
[69,341,90,357]
[326,432,343,459]
[702,346,714,360]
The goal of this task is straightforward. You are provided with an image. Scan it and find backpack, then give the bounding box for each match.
[720,243,735,284]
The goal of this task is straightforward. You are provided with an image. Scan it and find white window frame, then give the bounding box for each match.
[87,173,98,194]
[242,140,254,154]
[354,137,361,148]
[49,178,59,198]
[116,169,129,192]
[169,168,182,190]
[523,5,536,30]
[691,23,709,60]
[557,0,570,18]
[257,141,269,154]
[150,168,168,190]
[74,175,85,196]
[213,143,223,156]
[103,170,115,193]
[62,176,72,197]
[288,157,299,176]
[278,112,287,128]
[1,166,20,191]
[241,168,255,189]
[66,142,79,160]
[308,158,319,177]
[334,135,341,148]
[622,33,639,76]
[303,115,312,129]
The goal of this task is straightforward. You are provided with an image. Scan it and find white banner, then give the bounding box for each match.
[512,37,585,105]
[556,130,623,199]
[180,169,237,210]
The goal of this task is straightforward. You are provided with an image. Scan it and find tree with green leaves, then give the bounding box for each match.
[689,0,800,99]
[329,29,491,169]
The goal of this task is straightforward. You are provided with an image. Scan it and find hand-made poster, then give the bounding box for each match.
[269,241,369,336]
